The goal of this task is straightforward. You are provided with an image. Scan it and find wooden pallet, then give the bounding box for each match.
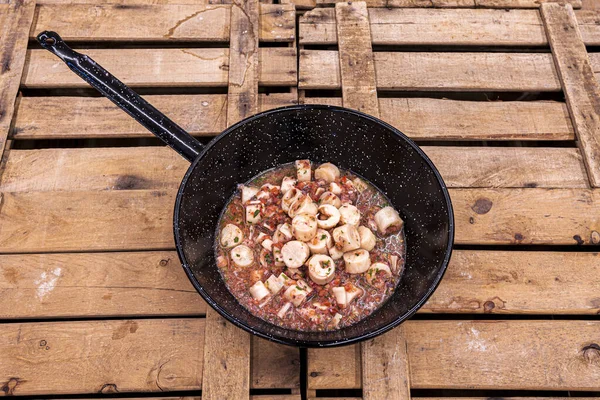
[1,0,600,399]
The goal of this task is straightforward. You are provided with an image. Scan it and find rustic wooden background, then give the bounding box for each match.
[0,0,599,398]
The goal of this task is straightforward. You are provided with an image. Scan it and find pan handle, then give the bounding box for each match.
[37,31,203,163]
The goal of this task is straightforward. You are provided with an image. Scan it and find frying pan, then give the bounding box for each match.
[37,31,454,347]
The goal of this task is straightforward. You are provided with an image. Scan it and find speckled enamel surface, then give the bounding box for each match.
[174,105,454,347]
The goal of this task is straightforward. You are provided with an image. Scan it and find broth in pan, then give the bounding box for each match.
[216,161,406,331]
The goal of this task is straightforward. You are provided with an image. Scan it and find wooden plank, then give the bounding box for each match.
[303,98,574,141]
[33,4,231,42]
[0,0,36,160]
[1,250,598,318]
[0,190,175,252]
[0,251,206,319]
[543,4,600,187]
[574,10,600,46]
[31,4,293,43]
[423,147,588,188]
[362,327,411,400]
[453,188,600,245]
[335,1,379,117]
[202,311,250,400]
[314,0,581,8]
[300,51,561,91]
[23,48,296,88]
[251,338,301,390]
[308,320,600,390]
[0,319,204,395]
[12,93,296,140]
[1,187,599,252]
[425,250,600,314]
[226,0,259,125]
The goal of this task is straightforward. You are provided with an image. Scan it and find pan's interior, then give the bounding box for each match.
[175,106,453,346]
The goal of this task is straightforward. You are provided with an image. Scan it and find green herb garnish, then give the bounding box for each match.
[320,234,326,240]
[253,210,260,217]
[234,237,239,243]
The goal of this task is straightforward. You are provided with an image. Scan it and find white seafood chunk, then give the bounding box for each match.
[259,248,270,268]
[282,188,304,212]
[339,204,361,226]
[332,224,361,252]
[277,302,293,318]
[281,176,297,194]
[231,245,254,268]
[245,201,263,224]
[308,255,336,285]
[288,196,318,218]
[240,185,259,204]
[261,238,273,251]
[272,246,285,267]
[316,204,341,230]
[374,206,404,235]
[345,283,363,304]
[256,183,280,200]
[357,226,376,251]
[281,240,310,269]
[273,222,293,244]
[390,254,400,274]
[265,274,284,295]
[283,279,313,306]
[249,281,270,301]
[278,272,292,285]
[352,177,368,193]
[329,182,343,195]
[295,159,312,182]
[328,244,344,260]
[220,224,243,248]
[366,262,392,284]
[319,191,342,208]
[331,313,343,328]
[332,286,347,307]
[343,249,371,274]
[308,229,333,254]
[314,163,340,183]
[292,214,318,242]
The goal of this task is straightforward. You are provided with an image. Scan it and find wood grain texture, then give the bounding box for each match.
[0,251,205,319]
[0,319,204,395]
[314,0,581,7]
[0,190,175,252]
[23,48,297,88]
[1,249,598,317]
[425,250,600,314]
[308,320,600,390]
[12,93,297,139]
[202,310,251,400]
[423,147,588,188]
[300,51,561,91]
[0,0,36,159]
[453,188,600,245]
[335,1,379,116]
[542,3,600,187]
[252,338,301,390]
[362,327,411,400]
[303,97,574,141]
[574,9,600,46]
[226,0,259,126]
[31,4,294,43]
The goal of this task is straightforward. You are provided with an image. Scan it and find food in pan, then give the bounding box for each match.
[215,161,405,331]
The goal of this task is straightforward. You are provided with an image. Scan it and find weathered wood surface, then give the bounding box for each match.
[300,51,561,91]
[0,0,36,159]
[301,8,600,46]
[362,327,411,400]
[31,3,294,42]
[302,97,574,141]
[0,320,299,395]
[12,93,296,139]
[226,0,259,126]
[308,320,600,390]
[1,249,598,318]
[313,0,582,8]
[543,3,600,187]
[335,2,379,117]
[23,48,297,88]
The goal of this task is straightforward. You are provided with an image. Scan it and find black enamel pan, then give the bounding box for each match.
[37,31,454,347]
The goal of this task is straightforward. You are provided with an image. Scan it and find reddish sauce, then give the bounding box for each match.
[215,162,405,331]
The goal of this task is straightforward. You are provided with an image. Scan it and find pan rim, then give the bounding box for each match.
[173,104,455,348]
